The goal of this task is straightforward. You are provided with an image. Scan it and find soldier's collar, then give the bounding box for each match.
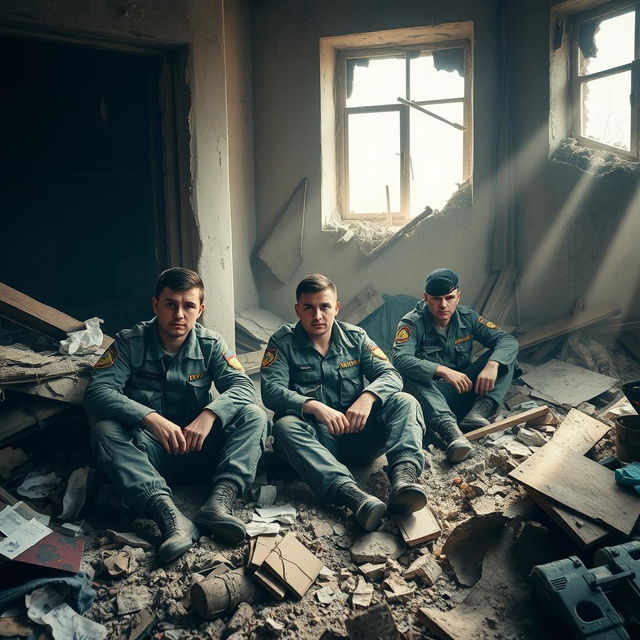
[292,320,356,354]
[146,318,203,360]
[422,306,462,334]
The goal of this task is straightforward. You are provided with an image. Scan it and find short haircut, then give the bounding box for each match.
[155,267,205,302]
[295,273,337,301]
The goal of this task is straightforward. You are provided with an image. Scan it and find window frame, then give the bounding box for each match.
[335,40,472,225]
[569,0,640,160]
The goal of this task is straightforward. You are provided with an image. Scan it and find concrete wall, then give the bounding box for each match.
[0,0,259,344]
[509,0,640,325]
[251,0,502,321]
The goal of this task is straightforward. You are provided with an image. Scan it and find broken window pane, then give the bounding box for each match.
[579,10,635,76]
[409,103,464,215]
[347,111,401,214]
[346,56,406,108]
[581,71,631,151]
[409,51,465,102]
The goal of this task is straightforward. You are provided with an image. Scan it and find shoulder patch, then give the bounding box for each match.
[225,354,244,371]
[339,359,360,369]
[369,344,388,360]
[94,344,117,369]
[189,371,207,381]
[261,347,277,369]
[454,334,474,345]
[478,315,499,329]
[394,326,412,344]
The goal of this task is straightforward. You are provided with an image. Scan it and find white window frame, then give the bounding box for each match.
[569,0,640,159]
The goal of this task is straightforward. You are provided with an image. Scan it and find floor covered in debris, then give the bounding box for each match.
[2,318,640,640]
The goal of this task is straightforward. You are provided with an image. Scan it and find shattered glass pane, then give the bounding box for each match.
[581,71,631,151]
[346,56,406,108]
[579,10,635,76]
[409,51,465,102]
[409,102,464,215]
[347,111,400,214]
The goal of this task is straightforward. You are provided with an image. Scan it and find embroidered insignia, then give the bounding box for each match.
[394,326,411,344]
[454,335,474,344]
[225,355,244,371]
[339,359,360,369]
[369,345,388,360]
[189,372,207,381]
[261,347,277,369]
[478,316,498,329]
[94,344,117,369]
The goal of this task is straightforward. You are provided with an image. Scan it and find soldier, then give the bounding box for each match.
[261,274,427,532]
[85,268,267,563]
[393,268,519,463]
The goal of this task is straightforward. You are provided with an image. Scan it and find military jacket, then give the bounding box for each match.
[392,301,519,382]
[84,318,256,428]
[260,321,402,418]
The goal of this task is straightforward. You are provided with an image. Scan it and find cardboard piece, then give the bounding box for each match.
[262,531,323,599]
[257,178,307,283]
[253,567,286,600]
[521,359,617,407]
[247,534,282,573]
[465,405,550,441]
[395,506,441,546]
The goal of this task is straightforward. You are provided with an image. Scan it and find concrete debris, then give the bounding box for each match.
[351,576,373,609]
[116,585,151,615]
[227,602,254,632]
[516,427,548,448]
[358,562,386,581]
[345,602,400,640]
[107,529,153,550]
[309,518,334,537]
[402,552,442,586]
[382,575,415,602]
[316,586,338,604]
[350,532,405,564]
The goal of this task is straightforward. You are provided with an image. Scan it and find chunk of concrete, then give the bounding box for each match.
[350,533,406,564]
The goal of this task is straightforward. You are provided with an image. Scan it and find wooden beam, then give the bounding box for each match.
[518,305,620,350]
[465,406,550,441]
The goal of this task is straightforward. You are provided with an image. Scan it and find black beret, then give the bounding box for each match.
[424,268,459,295]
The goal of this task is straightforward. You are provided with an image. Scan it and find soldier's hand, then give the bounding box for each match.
[474,361,499,395]
[435,366,473,394]
[184,409,217,452]
[345,392,377,432]
[304,400,350,435]
[142,412,187,455]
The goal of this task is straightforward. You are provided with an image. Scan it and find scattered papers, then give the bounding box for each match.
[252,514,295,525]
[255,504,297,519]
[245,522,280,537]
[521,359,617,407]
[0,503,51,559]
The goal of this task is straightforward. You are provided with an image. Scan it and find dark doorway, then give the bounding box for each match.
[0,36,168,334]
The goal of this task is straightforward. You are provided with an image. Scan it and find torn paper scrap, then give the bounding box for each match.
[245,522,280,537]
[255,505,297,519]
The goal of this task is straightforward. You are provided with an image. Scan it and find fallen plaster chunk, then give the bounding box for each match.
[246,521,280,537]
[116,585,151,615]
[382,575,415,602]
[255,505,297,519]
[350,532,405,564]
[516,427,547,448]
[403,552,442,586]
[351,576,374,609]
[107,530,153,550]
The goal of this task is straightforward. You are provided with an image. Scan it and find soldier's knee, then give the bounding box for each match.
[91,418,126,445]
[237,403,268,429]
[386,391,419,409]
[271,415,304,443]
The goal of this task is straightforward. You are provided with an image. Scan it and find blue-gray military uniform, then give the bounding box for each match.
[261,320,425,502]
[392,301,519,428]
[84,318,267,510]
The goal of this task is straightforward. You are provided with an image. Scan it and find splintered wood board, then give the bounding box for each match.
[509,446,639,535]
[526,486,611,549]
[396,507,441,546]
[0,282,112,350]
[548,408,610,452]
[518,305,620,350]
[465,406,549,441]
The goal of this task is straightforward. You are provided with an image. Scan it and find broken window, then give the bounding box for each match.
[571,4,639,158]
[336,43,472,225]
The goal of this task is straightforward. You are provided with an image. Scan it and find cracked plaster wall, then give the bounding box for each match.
[0,0,259,345]
[251,0,502,321]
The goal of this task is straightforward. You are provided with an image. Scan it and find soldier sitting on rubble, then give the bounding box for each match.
[393,267,519,464]
[261,273,427,532]
[84,267,267,563]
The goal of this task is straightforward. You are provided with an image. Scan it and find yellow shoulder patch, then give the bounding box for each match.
[225,355,244,371]
[261,347,277,369]
[478,315,498,329]
[394,326,412,344]
[94,345,117,369]
[369,345,388,360]
[454,334,474,345]
[339,359,360,369]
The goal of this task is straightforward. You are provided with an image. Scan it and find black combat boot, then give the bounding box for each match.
[334,482,386,532]
[388,461,428,514]
[435,419,474,463]
[461,397,498,429]
[145,494,200,564]
[194,480,246,544]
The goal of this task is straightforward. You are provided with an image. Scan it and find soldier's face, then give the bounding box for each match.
[152,287,204,345]
[424,289,461,327]
[295,289,340,339]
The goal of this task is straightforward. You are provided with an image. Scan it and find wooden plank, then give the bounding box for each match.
[518,305,620,350]
[10,376,88,406]
[546,408,610,452]
[0,282,112,350]
[526,486,611,549]
[509,446,639,535]
[465,406,550,441]
[395,507,441,546]
[0,397,67,443]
